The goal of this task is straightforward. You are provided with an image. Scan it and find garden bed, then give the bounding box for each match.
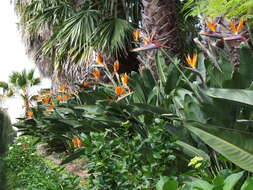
[3,136,87,190]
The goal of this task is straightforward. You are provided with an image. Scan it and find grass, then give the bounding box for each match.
[3,136,87,190]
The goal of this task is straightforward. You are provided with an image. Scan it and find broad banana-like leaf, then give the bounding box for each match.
[184,176,214,190]
[205,88,253,106]
[184,121,253,172]
[175,140,210,161]
[156,176,178,190]
[61,148,85,165]
[239,46,253,88]
[128,71,146,103]
[223,171,244,190]
[241,177,253,190]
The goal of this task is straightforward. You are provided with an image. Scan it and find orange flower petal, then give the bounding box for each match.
[143,37,150,45]
[83,81,90,87]
[58,85,67,92]
[230,21,237,34]
[26,110,33,118]
[133,29,140,41]
[237,19,245,34]
[47,105,54,111]
[57,95,63,102]
[205,19,216,32]
[115,86,125,96]
[114,60,120,73]
[185,53,198,69]
[96,54,103,64]
[24,100,29,106]
[63,94,70,101]
[92,69,100,81]
[72,137,82,148]
[121,73,129,86]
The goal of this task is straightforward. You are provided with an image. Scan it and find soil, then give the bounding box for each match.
[36,144,89,183]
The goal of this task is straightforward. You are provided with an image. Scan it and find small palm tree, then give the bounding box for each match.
[0,69,41,116]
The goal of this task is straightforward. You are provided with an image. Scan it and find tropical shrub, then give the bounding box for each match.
[11,11,253,190]
[3,136,85,190]
[79,123,179,190]
[182,171,253,190]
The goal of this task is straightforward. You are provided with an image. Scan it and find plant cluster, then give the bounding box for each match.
[4,1,253,189]
[12,38,253,189]
[2,136,85,190]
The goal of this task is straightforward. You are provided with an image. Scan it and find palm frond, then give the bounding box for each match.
[31,78,41,86]
[0,81,9,90]
[9,71,21,85]
[9,69,40,89]
[26,0,75,35]
[91,18,133,56]
[27,69,35,81]
[41,9,100,63]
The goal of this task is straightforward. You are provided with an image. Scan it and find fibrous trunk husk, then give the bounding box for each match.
[142,0,181,72]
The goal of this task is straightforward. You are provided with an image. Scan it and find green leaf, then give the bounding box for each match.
[197,53,206,83]
[132,103,168,115]
[91,18,133,55]
[205,88,253,106]
[142,68,156,90]
[223,171,244,190]
[184,177,214,190]
[239,46,253,88]
[0,81,9,90]
[156,50,167,84]
[156,176,178,190]
[184,121,253,172]
[61,148,85,165]
[128,72,146,103]
[175,140,210,161]
[164,61,181,95]
[241,177,253,190]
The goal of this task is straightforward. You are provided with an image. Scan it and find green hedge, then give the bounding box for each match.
[0,109,15,154]
[0,109,15,190]
[3,136,86,190]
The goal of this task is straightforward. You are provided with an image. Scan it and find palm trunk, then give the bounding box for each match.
[142,0,181,72]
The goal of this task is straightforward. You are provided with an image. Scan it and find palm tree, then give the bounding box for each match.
[14,0,184,88]
[140,0,182,74]
[0,69,41,116]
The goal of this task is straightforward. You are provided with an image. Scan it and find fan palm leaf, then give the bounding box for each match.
[91,18,133,56]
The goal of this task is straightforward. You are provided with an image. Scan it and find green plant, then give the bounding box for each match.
[182,170,253,190]
[3,136,85,190]
[0,110,14,154]
[76,122,179,190]
[0,110,15,190]
[0,69,41,116]
[183,0,253,19]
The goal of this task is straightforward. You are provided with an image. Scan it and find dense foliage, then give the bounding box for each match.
[184,0,253,19]
[13,41,253,189]
[1,0,253,189]
[2,136,85,190]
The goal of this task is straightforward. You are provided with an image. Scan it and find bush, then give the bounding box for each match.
[81,123,181,190]
[3,136,85,190]
[0,109,15,154]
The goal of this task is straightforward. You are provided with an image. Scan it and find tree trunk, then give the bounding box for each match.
[142,0,181,72]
